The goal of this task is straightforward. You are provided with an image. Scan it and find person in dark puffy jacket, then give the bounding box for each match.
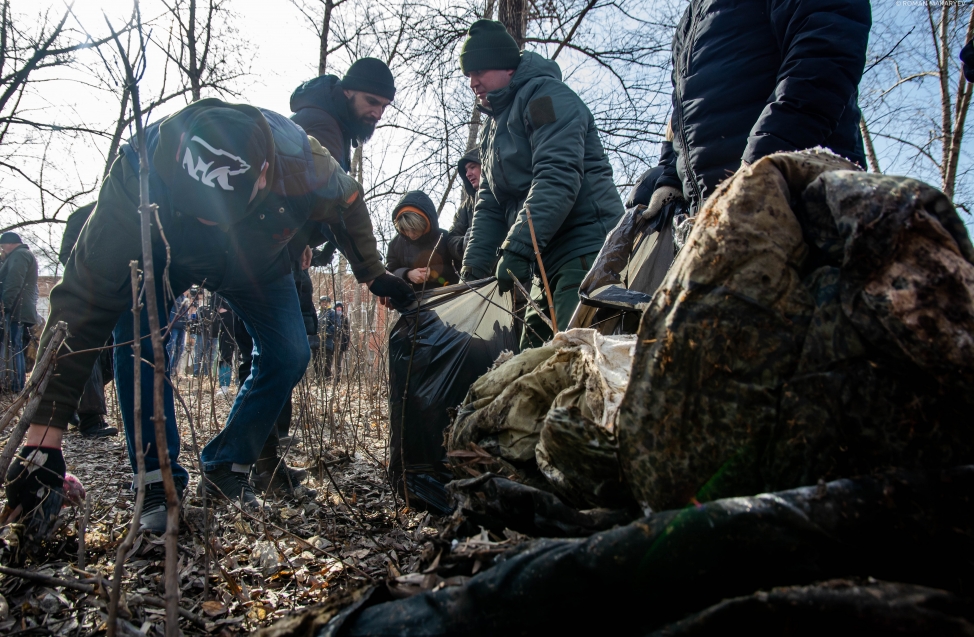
[651,0,871,215]
[447,147,481,256]
[386,190,462,291]
[290,58,396,172]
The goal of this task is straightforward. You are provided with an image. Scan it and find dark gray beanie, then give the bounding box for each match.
[0,232,22,244]
[459,20,521,75]
[342,58,396,101]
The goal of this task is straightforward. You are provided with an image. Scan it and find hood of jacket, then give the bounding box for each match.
[290,75,354,131]
[457,147,481,197]
[392,190,439,234]
[483,51,562,115]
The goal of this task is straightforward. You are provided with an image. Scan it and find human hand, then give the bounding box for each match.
[495,252,533,294]
[642,186,684,222]
[407,268,429,284]
[368,272,417,311]
[301,245,313,270]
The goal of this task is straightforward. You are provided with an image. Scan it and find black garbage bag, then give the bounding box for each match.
[318,466,974,636]
[389,278,516,513]
[447,473,639,538]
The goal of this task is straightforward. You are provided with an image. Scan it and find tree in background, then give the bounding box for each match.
[861,2,974,216]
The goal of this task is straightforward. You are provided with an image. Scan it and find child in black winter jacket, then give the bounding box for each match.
[385,190,462,291]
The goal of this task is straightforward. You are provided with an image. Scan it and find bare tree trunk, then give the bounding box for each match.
[318,0,334,75]
[187,0,201,100]
[859,116,881,173]
[944,6,974,198]
[498,0,527,48]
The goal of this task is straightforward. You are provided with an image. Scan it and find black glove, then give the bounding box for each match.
[460,265,490,282]
[495,251,533,294]
[368,272,417,311]
[4,446,66,537]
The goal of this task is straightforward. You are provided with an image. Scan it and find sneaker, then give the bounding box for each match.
[201,465,261,510]
[79,417,118,439]
[138,481,183,534]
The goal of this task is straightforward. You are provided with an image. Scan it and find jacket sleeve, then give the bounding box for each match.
[500,82,588,262]
[385,236,411,281]
[743,0,871,163]
[654,138,681,192]
[461,175,508,277]
[306,136,386,282]
[1,250,29,314]
[35,154,144,427]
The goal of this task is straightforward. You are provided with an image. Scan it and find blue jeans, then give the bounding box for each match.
[2,319,25,392]
[166,328,185,376]
[114,274,310,484]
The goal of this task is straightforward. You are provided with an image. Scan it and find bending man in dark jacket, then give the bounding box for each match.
[387,190,461,291]
[648,0,871,217]
[457,20,624,348]
[2,99,415,536]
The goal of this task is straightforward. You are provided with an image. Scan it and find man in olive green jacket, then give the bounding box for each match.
[458,20,624,347]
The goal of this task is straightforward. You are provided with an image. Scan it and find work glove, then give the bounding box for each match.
[368,272,417,311]
[495,251,533,294]
[642,186,684,222]
[460,265,490,282]
[2,446,67,538]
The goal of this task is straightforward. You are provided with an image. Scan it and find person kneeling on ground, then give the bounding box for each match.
[2,98,415,536]
[386,190,462,291]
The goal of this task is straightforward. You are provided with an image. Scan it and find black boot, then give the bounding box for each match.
[78,415,118,438]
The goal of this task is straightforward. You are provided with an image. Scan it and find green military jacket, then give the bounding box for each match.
[463,51,624,277]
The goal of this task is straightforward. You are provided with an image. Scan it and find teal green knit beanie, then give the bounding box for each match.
[459,20,521,75]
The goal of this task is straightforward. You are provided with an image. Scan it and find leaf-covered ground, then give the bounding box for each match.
[0,375,443,635]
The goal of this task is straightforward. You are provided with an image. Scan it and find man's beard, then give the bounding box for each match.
[348,117,377,145]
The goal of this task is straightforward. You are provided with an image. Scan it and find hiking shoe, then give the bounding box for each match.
[79,417,118,438]
[138,481,183,534]
[252,461,309,496]
[201,465,261,510]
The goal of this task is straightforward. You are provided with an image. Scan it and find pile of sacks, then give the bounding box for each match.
[448,150,974,515]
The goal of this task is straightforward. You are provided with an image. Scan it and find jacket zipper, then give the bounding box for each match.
[675,4,703,208]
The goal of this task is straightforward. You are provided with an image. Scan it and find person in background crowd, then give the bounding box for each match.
[647,0,870,218]
[0,233,38,393]
[457,20,624,348]
[447,147,481,257]
[386,190,462,291]
[331,302,351,383]
[314,295,331,379]
[167,293,190,377]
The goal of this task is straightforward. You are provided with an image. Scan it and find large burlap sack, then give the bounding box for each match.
[447,329,635,507]
[618,150,974,513]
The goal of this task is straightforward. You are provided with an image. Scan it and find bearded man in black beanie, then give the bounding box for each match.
[290,57,396,172]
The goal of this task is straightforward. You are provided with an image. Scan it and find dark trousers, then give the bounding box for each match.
[521,253,599,349]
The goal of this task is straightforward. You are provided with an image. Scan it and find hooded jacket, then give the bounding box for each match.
[0,244,38,325]
[462,51,624,278]
[36,99,384,428]
[657,0,870,212]
[290,75,355,172]
[386,191,461,291]
[450,147,482,240]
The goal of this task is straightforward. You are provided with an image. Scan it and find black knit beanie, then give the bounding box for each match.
[342,58,397,101]
[459,20,521,75]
